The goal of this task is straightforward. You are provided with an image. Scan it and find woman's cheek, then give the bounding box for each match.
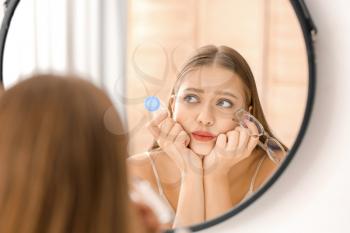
[217,120,239,134]
[173,107,196,130]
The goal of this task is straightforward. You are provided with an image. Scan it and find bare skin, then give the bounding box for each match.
[128,113,280,227]
[128,143,278,226]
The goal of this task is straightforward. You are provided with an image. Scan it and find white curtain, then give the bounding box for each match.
[2,0,127,123]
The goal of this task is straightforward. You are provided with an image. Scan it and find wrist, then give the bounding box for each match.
[204,167,230,179]
[181,155,203,177]
[181,168,203,181]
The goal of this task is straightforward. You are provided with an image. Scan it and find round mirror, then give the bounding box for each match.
[0,0,316,232]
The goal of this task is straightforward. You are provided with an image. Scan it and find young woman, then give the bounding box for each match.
[128,45,287,228]
[0,74,160,233]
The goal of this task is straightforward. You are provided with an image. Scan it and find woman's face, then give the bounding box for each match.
[172,65,248,156]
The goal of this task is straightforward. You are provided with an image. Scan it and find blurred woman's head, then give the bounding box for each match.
[0,84,4,96]
[0,74,130,233]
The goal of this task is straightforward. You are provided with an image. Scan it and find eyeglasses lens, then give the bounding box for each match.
[266,138,284,163]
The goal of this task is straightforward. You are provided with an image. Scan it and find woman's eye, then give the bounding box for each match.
[183,95,199,103]
[217,99,233,108]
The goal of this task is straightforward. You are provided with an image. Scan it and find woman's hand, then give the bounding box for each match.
[203,120,260,177]
[132,200,162,233]
[147,112,205,226]
[147,111,202,176]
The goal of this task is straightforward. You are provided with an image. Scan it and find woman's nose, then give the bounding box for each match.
[196,106,214,126]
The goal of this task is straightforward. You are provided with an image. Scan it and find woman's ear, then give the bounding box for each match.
[169,95,175,115]
[248,105,253,113]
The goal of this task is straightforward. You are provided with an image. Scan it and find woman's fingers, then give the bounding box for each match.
[226,130,239,152]
[244,120,260,150]
[146,111,168,139]
[236,126,250,152]
[216,134,227,150]
[223,124,256,159]
[159,118,175,140]
[167,123,183,142]
[244,119,259,137]
[175,130,190,146]
[247,135,259,151]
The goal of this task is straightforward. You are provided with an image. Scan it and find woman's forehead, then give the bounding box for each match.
[178,66,246,95]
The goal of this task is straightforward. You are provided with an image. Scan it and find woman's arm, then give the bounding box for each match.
[173,168,204,228]
[203,124,259,220]
[147,112,205,227]
[203,171,232,220]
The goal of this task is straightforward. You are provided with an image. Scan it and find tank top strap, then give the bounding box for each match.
[146,151,164,195]
[248,155,266,193]
[146,151,175,213]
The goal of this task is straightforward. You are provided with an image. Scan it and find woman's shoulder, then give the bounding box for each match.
[128,149,164,165]
[127,150,165,181]
[127,152,151,176]
[128,152,150,164]
[253,151,286,191]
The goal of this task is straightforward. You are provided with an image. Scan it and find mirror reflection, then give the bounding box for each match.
[2,0,308,230]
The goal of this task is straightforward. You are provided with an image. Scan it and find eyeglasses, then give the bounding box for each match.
[234,108,286,165]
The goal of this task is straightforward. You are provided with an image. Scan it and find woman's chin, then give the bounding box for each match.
[189,142,214,156]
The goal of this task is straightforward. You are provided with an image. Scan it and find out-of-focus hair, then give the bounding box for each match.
[0,74,129,233]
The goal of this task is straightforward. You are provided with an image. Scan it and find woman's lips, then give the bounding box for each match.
[191,131,216,142]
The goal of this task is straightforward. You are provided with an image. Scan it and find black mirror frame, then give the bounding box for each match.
[0,0,317,232]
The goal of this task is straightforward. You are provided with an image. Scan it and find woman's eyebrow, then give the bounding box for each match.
[214,90,238,99]
[183,88,238,99]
